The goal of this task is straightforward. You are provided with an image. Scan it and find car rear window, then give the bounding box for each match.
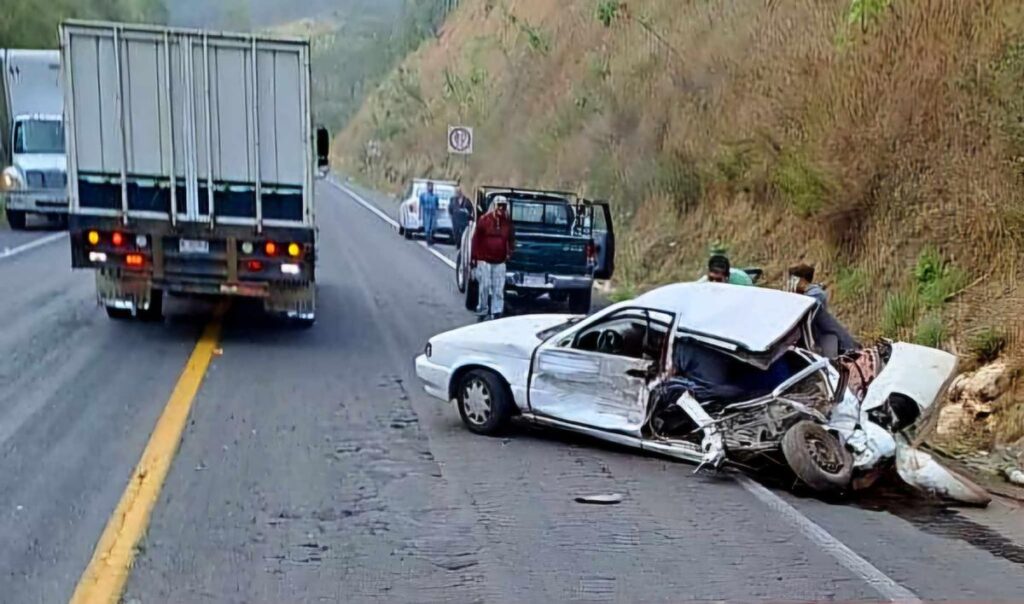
[511,201,570,226]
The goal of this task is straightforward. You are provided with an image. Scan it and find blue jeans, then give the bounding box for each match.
[422,208,437,242]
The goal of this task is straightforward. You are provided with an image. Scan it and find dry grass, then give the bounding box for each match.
[336,0,1024,445]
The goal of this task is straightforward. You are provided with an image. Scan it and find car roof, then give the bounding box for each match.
[631,282,817,352]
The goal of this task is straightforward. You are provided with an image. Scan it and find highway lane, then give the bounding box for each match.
[0,182,1022,602]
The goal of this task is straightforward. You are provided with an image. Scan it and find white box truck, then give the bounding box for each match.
[0,49,68,229]
[61,21,329,325]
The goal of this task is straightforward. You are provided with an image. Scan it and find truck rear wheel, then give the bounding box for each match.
[568,289,592,314]
[138,290,164,322]
[6,209,27,230]
[105,306,133,320]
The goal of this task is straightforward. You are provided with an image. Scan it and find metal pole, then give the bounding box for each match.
[113,27,130,223]
[250,37,262,233]
[163,31,177,226]
[203,34,214,227]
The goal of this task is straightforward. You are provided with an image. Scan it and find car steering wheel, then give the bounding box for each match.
[597,329,624,355]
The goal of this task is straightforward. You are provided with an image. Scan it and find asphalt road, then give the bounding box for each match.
[1,181,1023,603]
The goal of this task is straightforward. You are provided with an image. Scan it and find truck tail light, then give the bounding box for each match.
[287,243,301,258]
[585,241,597,265]
[87,230,100,245]
[265,241,278,256]
[247,260,264,272]
[125,253,144,267]
[112,232,125,247]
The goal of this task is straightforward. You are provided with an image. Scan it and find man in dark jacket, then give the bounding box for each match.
[450,187,473,249]
[470,196,515,320]
[787,263,859,358]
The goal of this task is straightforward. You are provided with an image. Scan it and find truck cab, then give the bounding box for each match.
[0,50,68,229]
[457,187,615,314]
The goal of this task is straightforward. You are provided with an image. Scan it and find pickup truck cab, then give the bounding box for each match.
[456,187,614,314]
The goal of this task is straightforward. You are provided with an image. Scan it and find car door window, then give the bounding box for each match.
[572,309,673,360]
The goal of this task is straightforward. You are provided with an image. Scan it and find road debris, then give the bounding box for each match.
[574,493,624,505]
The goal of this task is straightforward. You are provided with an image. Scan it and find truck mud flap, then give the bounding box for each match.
[96,270,155,312]
[264,283,316,320]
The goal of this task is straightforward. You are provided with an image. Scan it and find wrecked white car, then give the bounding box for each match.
[415,283,990,505]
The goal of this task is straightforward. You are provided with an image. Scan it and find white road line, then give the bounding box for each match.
[329,177,457,270]
[328,178,399,228]
[0,231,66,261]
[738,476,921,603]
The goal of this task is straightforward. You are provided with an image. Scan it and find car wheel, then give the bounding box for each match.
[781,421,853,493]
[455,251,467,293]
[6,209,27,230]
[456,369,513,435]
[568,289,592,314]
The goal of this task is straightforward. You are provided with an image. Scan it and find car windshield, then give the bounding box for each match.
[414,185,455,202]
[14,119,64,154]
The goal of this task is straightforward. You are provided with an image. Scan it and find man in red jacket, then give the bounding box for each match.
[470,195,516,320]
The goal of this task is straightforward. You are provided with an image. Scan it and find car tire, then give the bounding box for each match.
[455,251,467,293]
[105,306,133,321]
[781,421,853,493]
[465,276,479,311]
[568,289,592,314]
[456,369,513,436]
[6,209,27,230]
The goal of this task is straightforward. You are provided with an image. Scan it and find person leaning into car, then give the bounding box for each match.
[786,263,859,359]
[470,196,515,321]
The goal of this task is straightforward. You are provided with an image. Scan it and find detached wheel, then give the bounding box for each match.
[6,209,27,230]
[456,369,513,435]
[782,421,853,493]
[568,289,592,314]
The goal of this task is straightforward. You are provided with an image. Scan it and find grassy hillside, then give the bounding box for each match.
[337,0,1024,444]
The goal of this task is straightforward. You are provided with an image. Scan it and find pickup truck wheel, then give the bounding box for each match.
[455,251,467,293]
[568,289,592,314]
[456,369,513,436]
[105,306,133,321]
[464,276,479,311]
[5,209,27,230]
[782,421,853,493]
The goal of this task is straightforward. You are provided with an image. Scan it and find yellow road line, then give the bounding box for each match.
[70,310,225,604]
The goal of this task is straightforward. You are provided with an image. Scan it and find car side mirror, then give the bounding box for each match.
[315,126,330,177]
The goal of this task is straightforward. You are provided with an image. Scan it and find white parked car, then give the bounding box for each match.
[397,179,458,240]
[415,282,989,504]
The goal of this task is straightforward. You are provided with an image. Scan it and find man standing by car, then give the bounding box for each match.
[419,181,440,245]
[471,196,515,321]
[787,263,859,359]
[450,186,473,249]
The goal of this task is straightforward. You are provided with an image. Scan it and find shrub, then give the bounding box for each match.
[914,314,947,349]
[881,290,920,338]
[833,265,868,304]
[596,1,622,28]
[969,328,1008,365]
[772,152,831,217]
[914,246,969,309]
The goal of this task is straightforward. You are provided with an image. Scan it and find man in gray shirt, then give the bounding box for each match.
[787,264,859,359]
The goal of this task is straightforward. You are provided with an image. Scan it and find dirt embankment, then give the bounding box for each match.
[334,0,1024,451]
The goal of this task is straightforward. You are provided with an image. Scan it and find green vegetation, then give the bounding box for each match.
[914,313,947,348]
[771,151,831,217]
[969,327,1008,365]
[881,289,919,338]
[596,1,624,28]
[913,246,968,309]
[832,265,868,305]
[0,0,166,48]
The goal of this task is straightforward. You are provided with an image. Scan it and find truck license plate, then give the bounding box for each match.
[179,239,209,254]
[523,273,547,288]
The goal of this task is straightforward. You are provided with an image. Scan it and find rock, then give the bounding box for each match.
[963,361,1013,402]
[1005,468,1024,486]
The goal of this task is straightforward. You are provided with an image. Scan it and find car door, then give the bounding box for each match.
[528,308,669,435]
[586,200,615,280]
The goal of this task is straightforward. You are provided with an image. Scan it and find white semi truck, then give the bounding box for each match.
[0,49,68,229]
[61,21,329,325]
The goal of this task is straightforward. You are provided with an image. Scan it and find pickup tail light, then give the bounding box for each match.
[585,241,597,265]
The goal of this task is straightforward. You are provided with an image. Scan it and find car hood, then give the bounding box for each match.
[431,314,575,358]
[862,342,958,415]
